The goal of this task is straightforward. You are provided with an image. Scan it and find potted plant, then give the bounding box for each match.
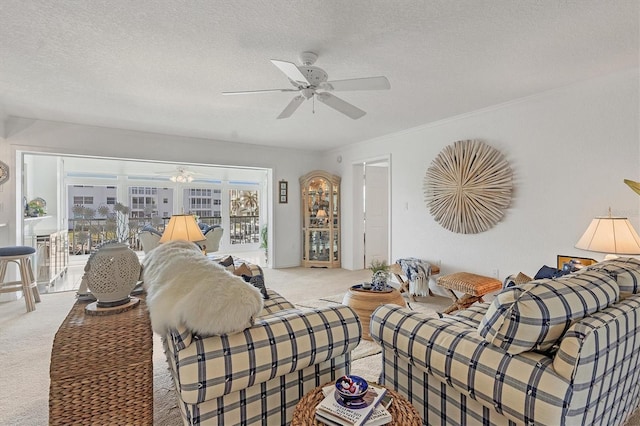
[369,259,390,290]
[260,225,268,263]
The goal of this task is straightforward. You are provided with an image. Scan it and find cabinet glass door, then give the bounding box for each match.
[300,170,340,268]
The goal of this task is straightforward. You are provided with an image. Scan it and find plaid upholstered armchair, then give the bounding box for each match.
[371,258,640,426]
[164,289,361,425]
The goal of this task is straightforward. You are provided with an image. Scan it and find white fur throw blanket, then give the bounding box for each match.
[142,240,263,336]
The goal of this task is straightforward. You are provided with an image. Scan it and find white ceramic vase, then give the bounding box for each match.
[86,243,141,307]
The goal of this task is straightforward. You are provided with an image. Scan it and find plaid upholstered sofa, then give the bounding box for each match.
[164,288,361,425]
[371,257,640,425]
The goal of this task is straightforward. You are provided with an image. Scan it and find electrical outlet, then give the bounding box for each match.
[492,268,499,279]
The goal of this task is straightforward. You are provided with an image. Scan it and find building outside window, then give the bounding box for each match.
[128,186,173,218]
[183,187,222,220]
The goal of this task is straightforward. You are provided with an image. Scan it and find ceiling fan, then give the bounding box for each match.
[155,166,205,183]
[222,51,390,120]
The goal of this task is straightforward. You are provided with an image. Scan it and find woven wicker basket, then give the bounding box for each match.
[49,295,153,425]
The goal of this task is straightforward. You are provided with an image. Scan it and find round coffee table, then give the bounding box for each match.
[342,287,406,340]
[291,382,421,425]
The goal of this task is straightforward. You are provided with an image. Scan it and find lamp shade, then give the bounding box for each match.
[159,214,206,243]
[575,216,640,255]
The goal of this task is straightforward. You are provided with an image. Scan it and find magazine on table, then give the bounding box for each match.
[315,383,392,426]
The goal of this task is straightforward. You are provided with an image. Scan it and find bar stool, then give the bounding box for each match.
[0,246,40,312]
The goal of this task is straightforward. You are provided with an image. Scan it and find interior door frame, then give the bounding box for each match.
[351,154,391,270]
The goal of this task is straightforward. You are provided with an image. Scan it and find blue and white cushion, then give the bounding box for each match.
[586,257,640,298]
[478,269,619,354]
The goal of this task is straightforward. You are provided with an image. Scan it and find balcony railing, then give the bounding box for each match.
[67,215,257,255]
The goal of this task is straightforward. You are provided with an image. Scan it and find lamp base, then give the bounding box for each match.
[96,296,131,308]
[85,297,140,316]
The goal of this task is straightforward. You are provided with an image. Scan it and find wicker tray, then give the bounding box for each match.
[291,382,422,425]
[49,294,153,425]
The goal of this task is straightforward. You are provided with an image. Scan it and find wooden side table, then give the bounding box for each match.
[342,287,406,340]
[49,295,153,425]
[291,382,422,425]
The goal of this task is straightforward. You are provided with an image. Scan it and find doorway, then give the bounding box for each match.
[353,158,390,270]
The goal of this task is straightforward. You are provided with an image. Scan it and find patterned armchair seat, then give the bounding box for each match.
[371,257,640,426]
[164,285,361,425]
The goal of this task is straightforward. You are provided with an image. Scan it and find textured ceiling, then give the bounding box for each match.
[1,0,638,151]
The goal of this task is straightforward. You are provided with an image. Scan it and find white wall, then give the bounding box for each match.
[325,68,640,278]
[0,119,316,268]
[0,116,8,247]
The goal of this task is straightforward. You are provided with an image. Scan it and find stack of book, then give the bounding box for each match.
[315,383,392,426]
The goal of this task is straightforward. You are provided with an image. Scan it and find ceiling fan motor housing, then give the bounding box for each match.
[297,66,328,86]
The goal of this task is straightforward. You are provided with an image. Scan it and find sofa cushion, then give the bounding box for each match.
[478,269,619,354]
[552,294,640,381]
[218,255,235,272]
[242,273,269,299]
[503,272,532,289]
[233,262,252,277]
[585,257,640,298]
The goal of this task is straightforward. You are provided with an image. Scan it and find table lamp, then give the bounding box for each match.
[575,209,640,259]
[160,214,206,243]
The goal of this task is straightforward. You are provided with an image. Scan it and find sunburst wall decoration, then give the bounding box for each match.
[424,139,512,234]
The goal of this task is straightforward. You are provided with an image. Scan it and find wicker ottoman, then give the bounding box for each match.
[437,272,501,314]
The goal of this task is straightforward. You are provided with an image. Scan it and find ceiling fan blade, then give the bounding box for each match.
[222,88,298,95]
[323,76,390,91]
[277,95,305,119]
[271,59,310,85]
[316,92,366,119]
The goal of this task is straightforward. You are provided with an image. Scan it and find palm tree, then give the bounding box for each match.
[240,191,258,215]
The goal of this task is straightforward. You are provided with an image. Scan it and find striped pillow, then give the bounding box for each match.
[478,269,619,354]
[586,257,640,298]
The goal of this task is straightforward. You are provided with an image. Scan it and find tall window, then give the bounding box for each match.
[229,189,259,244]
[128,186,173,218]
[183,188,222,218]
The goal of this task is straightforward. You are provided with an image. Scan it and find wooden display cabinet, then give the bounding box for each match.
[300,170,341,268]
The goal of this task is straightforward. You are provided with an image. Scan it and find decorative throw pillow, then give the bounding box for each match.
[218,255,235,272]
[233,262,252,277]
[242,274,269,299]
[502,272,532,289]
[142,240,263,335]
[586,257,640,298]
[533,265,566,280]
[478,269,619,354]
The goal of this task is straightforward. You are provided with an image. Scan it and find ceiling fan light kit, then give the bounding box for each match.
[222,51,390,120]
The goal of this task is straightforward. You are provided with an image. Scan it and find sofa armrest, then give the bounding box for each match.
[370,304,572,425]
[259,289,296,315]
[167,305,361,404]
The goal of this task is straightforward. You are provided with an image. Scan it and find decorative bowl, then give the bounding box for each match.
[335,375,368,402]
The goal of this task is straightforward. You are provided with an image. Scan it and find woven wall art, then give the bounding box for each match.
[424,139,512,234]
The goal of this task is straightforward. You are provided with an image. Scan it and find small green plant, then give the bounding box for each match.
[260,225,268,263]
[369,259,389,274]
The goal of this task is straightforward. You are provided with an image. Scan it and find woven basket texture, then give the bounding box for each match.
[291,382,422,425]
[49,296,153,425]
[438,272,502,296]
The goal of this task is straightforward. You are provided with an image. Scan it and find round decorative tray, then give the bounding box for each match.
[350,284,393,293]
